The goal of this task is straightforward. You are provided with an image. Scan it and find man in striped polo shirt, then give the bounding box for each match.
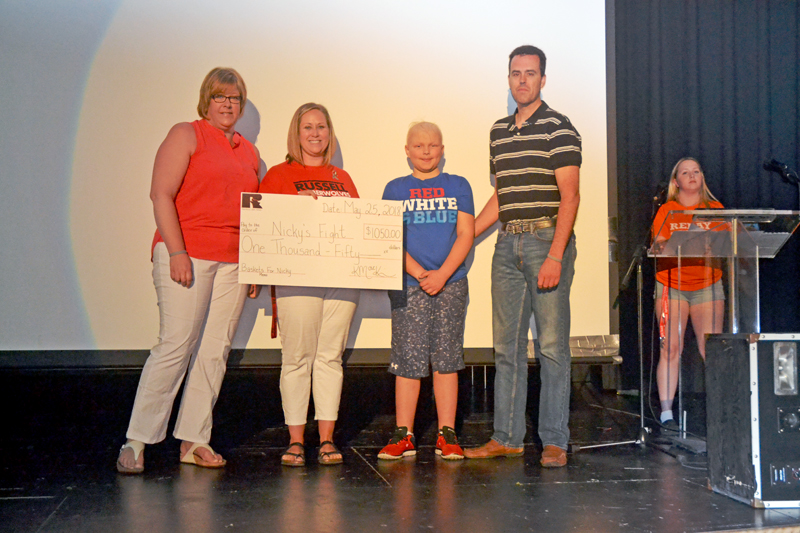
[464,45,581,468]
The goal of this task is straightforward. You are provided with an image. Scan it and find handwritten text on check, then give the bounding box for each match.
[238,193,403,290]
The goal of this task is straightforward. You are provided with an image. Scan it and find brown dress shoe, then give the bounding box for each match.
[540,445,567,468]
[463,439,524,459]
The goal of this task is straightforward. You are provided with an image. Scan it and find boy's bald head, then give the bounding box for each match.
[407,121,443,145]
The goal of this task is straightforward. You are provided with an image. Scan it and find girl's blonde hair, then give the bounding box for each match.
[666,157,719,205]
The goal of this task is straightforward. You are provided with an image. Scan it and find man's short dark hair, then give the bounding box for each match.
[508,45,547,76]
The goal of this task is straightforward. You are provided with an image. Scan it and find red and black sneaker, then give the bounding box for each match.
[378,426,416,460]
[435,426,465,460]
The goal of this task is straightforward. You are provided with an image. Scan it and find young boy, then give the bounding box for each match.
[378,122,475,460]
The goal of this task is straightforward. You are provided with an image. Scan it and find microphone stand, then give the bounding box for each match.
[785,169,800,210]
[576,189,664,452]
[764,160,800,208]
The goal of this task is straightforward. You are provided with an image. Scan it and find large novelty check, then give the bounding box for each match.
[238,193,403,290]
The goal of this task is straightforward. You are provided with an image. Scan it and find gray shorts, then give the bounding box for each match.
[656,280,724,305]
[388,277,468,379]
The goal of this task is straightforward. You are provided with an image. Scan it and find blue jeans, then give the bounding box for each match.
[490,226,576,449]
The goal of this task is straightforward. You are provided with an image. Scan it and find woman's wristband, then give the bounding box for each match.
[547,253,562,263]
[169,250,188,258]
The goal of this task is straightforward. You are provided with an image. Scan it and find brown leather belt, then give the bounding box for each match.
[502,217,557,234]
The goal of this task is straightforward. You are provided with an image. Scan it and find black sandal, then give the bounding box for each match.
[281,442,305,467]
[318,440,343,465]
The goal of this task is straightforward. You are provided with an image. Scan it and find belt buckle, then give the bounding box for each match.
[505,218,555,234]
[505,222,523,234]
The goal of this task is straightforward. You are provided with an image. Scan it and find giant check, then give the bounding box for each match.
[238,193,403,290]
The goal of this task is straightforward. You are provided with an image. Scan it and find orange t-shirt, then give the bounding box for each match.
[152,120,260,263]
[259,160,358,198]
[652,200,724,291]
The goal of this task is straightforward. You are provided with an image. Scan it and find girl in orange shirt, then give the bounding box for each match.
[651,157,724,432]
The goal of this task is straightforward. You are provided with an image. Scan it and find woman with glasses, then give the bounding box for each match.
[255,103,359,466]
[117,67,260,474]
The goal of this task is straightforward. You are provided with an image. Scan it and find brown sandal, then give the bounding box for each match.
[281,442,306,467]
[318,441,343,465]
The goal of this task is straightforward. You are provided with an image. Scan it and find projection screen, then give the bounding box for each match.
[0,0,608,353]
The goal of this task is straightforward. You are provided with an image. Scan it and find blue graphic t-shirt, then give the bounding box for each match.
[382,172,474,287]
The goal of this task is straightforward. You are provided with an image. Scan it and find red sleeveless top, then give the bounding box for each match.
[152,119,259,263]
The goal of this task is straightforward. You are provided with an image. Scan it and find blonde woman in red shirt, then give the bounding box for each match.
[651,157,724,432]
[117,68,260,474]
[257,103,360,467]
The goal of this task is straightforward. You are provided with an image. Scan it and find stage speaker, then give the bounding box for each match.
[706,334,800,508]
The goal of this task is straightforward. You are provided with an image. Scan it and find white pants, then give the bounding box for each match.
[276,286,360,425]
[126,242,248,444]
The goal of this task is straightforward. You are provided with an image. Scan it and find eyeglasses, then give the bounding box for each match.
[211,94,242,105]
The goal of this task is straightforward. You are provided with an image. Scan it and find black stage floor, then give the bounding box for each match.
[2,367,799,533]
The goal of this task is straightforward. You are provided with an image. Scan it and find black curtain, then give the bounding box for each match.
[615,0,800,389]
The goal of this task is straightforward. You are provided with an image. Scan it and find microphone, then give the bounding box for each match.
[652,181,668,203]
[763,159,788,174]
[764,159,800,185]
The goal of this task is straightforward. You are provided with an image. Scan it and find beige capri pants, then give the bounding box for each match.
[276,286,360,426]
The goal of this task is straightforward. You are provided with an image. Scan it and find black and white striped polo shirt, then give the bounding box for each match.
[489,101,582,224]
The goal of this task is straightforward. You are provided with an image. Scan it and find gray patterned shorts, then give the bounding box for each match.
[388,277,468,379]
